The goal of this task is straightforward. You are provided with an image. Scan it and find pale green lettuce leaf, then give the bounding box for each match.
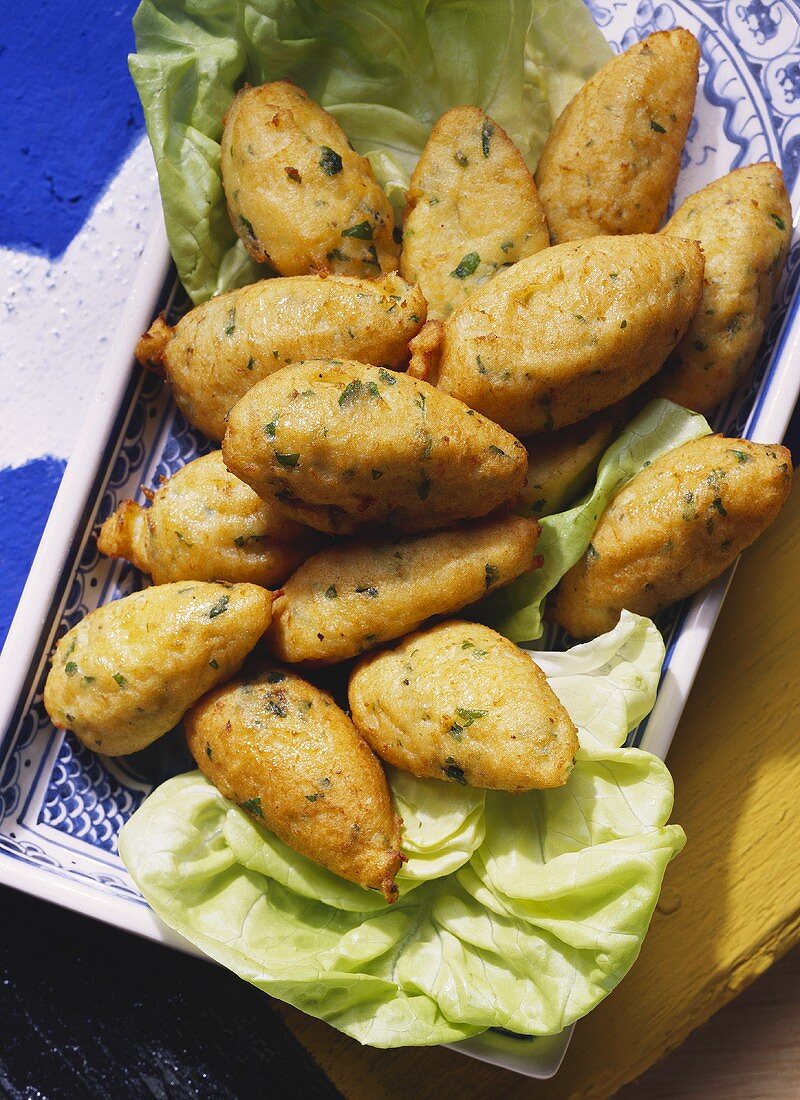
[534,610,665,750]
[130,0,610,302]
[120,615,684,1047]
[477,400,712,642]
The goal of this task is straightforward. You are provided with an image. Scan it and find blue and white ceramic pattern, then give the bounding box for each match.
[2,0,800,1078]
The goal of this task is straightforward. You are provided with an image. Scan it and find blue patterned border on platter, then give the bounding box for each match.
[2,0,800,914]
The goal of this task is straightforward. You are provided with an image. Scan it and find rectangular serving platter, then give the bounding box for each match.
[3,0,800,1078]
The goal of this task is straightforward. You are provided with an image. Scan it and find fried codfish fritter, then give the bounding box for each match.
[43,582,273,755]
[266,514,541,665]
[649,163,793,413]
[97,452,318,587]
[400,106,550,320]
[135,273,425,442]
[517,401,631,518]
[418,235,703,437]
[349,621,578,791]
[185,668,404,901]
[221,81,399,278]
[535,29,699,242]
[222,360,528,535]
[550,436,793,638]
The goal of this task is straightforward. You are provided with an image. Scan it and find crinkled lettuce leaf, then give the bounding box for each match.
[120,613,684,1048]
[477,400,712,642]
[130,0,611,302]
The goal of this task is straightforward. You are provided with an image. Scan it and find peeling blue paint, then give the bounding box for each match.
[0,457,66,650]
[0,0,144,259]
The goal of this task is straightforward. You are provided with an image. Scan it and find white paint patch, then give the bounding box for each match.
[0,137,160,469]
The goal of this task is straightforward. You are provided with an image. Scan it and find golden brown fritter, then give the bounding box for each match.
[517,400,631,518]
[185,667,404,901]
[266,513,541,666]
[135,273,425,442]
[400,106,550,320]
[222,360,528,535]
[43,582,273,755]
[426,235,704,437]
[349,620,578,791]
[550,436,793,638]
[535,29,700,242]
[649,163,793,413]
[97,452,318,587]
[221,81,399,277]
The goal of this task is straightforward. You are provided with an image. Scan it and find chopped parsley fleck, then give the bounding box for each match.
[729,449,751,463]
[112,673,127,688]
[264,420,277,439]
[458,707,487,725]
[238,214,255,239]
[454,150,469,167]
[371,468,383,480]
[367,380,381,398]
[65,661,78,677]
[415,391,426,412]
[443,758,467,785]
[320,777,331,789]
[481,120,493,156]
[266,671,286,683]
[355,585,378,597]
[488,445,507,456]
[650,119,667,133]
[339,379,365,406]
[324,585,338,599]
[224,311,236,336]
[418,473,432,500]
[485,563,499,589]
[712,496,728,516]
[209,658,219,670]
[378,367,397,385]
[208,595,230,619]
[342,220,373,240]
[275,452,300,468]
[305,793,323,802]
[205,743,213,759]
[451,251,480,279]
[586,542,600,562]
[246,357,256,371]
[499,240,514,253]
[476,355,488,375]
[620,319,627,330]
[240,797,263,818]
[319,146,343,175]
[266,698,288,718]
[770,213,786,232]
[327,247,348,262]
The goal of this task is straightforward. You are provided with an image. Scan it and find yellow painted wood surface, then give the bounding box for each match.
[277,475,800,1099]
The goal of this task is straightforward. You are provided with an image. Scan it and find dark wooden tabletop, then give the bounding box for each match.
[0,884,341,1099]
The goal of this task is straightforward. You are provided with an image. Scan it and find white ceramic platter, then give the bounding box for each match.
[3,0,800,1078]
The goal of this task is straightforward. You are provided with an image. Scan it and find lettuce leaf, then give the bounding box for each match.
[477,400,712,642]
[120,613,684,1048]
[130,0,611,302]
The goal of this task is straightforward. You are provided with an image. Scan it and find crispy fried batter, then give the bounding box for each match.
[550,436,793,638]
[186,668,404,901]
[221,81,399,277]
[349,620,578,791]
[401,106,549,319]
[535,29,699,242]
